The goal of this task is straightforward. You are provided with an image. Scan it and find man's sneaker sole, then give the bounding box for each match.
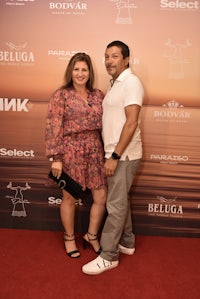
[118,244,135,255]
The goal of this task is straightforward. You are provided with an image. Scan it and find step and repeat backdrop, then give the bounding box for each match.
[0,0,200,237]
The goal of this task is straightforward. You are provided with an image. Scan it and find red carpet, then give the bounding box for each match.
[0,229,199,299]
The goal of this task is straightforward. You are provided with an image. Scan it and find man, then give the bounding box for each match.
[82,40,144,275]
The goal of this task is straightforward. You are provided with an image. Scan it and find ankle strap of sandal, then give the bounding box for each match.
[64,233,75,242]
[87,232,98,241]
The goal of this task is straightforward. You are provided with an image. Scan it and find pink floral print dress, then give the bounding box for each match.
[45,87,107,190]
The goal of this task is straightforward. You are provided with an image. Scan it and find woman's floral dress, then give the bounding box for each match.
[45,87,107,190]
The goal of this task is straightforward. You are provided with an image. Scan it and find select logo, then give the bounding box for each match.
[160,0,199,10]
[0,148,35,158]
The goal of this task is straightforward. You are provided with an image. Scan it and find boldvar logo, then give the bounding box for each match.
[0,42,35,66]
[49,1,88,15]
[160,0,199,10]
[153,100,191,123]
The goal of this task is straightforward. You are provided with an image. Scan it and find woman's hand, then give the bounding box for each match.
[51,161,62,179]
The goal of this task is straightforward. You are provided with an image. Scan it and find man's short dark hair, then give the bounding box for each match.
[106,40,130,59]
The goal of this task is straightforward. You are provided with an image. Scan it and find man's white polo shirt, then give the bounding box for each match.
[102,68,144,161]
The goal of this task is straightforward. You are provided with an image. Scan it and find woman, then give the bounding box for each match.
[45,53,107,258]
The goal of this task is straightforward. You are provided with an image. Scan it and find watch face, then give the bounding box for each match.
[112,152,120,160]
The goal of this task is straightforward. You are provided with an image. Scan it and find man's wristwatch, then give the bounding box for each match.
[111,152,121,160]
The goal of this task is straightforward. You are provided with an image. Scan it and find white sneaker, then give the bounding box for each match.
[82,256,119,275]
[118,244,135,255]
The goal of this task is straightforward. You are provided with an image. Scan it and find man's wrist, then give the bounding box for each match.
[111,152,121,160]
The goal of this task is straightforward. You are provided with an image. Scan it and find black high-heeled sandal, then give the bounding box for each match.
[82,232,102,254]
[64,233,80,258]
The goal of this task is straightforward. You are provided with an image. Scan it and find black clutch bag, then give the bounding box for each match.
[48,170,83,199]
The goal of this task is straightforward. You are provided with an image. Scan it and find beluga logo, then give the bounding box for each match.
[0,42,35,66]
[148,196,183,217]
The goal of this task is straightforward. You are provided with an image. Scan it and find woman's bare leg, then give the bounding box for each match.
[60,190,80,257]
[83,187,107,252]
